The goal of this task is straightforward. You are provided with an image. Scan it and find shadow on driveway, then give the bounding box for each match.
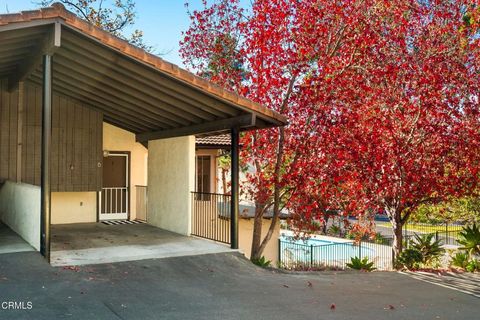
[0,252,478,320]
[402,271,480,298]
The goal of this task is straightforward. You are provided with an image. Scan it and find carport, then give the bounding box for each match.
[0,3,286,263]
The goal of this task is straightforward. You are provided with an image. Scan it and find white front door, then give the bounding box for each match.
[99,153,129,220]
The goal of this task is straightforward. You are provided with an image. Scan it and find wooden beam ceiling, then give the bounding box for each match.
[53,54,203,125]
[61,30,241,116]
[57,42,229,120]
[50,64,188,126]
[0,21,286,138]
[8,22,61,91]
[136,114,256,142]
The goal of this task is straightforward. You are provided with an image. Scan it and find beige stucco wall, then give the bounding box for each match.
[239,218,280,265]
[0,181,40,250]
[103,122,148,220]
[147,136,195,235]
[51,192,97,224]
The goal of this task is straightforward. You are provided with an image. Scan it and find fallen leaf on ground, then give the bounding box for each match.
[330,303,336,310]
[63,266,80,272]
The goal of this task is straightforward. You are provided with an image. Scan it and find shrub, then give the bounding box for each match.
[396,248,423,270]
[327,225,341,236]
[465,259,480,273]
[374,232,389,245]
[345,232,355,239]
[346,256,376,271]
[252,256,271,268]
[450,252,470,269]
[457,223,480,258]
[410,233,445,265]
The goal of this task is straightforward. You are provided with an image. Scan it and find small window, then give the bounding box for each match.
[196,155,211,195]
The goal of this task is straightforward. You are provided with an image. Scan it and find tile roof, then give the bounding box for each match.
[196,134,231,147]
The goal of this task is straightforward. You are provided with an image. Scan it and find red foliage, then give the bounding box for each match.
[181,0,480,256]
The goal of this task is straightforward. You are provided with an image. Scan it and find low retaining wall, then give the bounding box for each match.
[0,181,40,250]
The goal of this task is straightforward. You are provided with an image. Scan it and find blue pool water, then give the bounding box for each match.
[279,236,375,264]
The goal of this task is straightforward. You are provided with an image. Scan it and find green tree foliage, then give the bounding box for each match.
[412,197,480,224]
[217,153,231,194]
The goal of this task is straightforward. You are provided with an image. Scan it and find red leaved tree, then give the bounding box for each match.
[181,0,364,260]
[311,0,480,255]
[181,0,480,259]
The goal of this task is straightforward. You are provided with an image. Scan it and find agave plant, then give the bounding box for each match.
[450,252,469,269]
[346,256,376,271]
[457,223,480,258]
[410,233,445,265]
[466,259,480,272]
[251,256,271,268]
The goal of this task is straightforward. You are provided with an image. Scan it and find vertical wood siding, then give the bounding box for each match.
[0,79,18,182]
[0,80,102,192]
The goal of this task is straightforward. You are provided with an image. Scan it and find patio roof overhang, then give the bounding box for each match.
[0,4,287,142]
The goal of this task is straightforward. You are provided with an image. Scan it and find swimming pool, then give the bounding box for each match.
[279,235,376,268]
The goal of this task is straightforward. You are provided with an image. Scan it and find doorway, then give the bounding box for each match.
[99,152,129,220]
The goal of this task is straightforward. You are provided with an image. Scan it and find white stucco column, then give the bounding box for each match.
[147,136,195,235]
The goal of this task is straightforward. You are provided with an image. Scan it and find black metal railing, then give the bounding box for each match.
[403,222,464,246]
[279,221,469,271]
[191,191,231,244]
[279,237,394,271]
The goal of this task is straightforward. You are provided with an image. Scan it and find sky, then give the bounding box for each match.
[0,0,213,67]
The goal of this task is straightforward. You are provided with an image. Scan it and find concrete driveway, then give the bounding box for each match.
[0,251,478,320]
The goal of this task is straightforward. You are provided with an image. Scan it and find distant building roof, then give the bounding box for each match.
[196,134,231,148]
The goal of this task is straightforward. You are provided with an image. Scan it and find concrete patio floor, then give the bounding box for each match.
[0,222,35,254]
[50,222,232,266]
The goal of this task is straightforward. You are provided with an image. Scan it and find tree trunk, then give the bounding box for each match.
[252,127,285,261]
[386,207,404,259]
[249,77,293,262]
[221,168,228,194]
[250,203,265,260]
[322,215,330,234]
[392,220,403,258]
